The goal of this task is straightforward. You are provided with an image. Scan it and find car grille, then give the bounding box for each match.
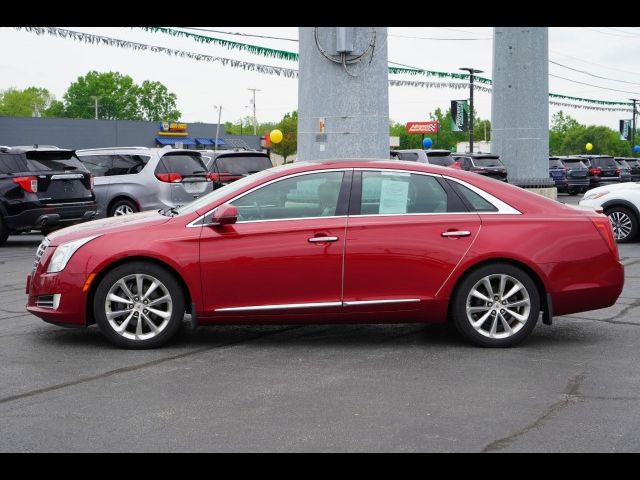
[33,237,51,272]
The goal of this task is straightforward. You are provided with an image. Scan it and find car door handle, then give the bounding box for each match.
[441,230,471,238]
[308,236,339,243]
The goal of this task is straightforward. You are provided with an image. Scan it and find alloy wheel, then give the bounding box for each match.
[113,204,135,216]
[608,211,633,241]
[104,273,173,341]
[465,274,531,339]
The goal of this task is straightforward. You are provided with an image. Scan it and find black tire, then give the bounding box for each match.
[108,198,138,217]
[94,261,185,349]
[567,187,579,196]
[451,263,540,348]
[604,206,638,243]
[0,216,8,246]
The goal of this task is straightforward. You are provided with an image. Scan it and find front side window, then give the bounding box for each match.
[231,171,345,222]
[360,171,449,215]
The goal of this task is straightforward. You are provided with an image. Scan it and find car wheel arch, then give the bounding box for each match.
[445,258,550,325]
[602,199,640,220]
[84,255,193,326]
[107,196,140,215]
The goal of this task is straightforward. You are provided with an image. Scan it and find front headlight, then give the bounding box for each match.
[583,190,610,201]
[47,235,101,273]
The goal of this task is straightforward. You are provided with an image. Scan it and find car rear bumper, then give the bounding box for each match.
[5,202,97,231]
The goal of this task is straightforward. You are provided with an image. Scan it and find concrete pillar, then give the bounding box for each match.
[491,27,555,192]
[297,27,389,161]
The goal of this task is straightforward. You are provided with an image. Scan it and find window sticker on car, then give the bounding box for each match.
[379,178,409,214]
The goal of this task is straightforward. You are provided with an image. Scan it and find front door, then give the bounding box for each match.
[199,170,351,316]
[342,169,481,313]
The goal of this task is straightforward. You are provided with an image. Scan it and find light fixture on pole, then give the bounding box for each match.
[459,67,483,153]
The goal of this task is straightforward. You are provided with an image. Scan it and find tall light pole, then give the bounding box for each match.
[631,98,638,155]
[459,67,483,153]
[247,88,261,135]
[91,96,100,120]
[213,105,222,152]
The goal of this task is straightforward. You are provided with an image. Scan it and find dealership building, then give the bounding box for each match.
[0,116,261,151]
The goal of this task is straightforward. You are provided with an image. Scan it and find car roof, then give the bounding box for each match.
[453,153,499,158]
[76,147,203,155]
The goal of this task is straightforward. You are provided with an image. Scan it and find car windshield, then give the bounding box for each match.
[174,166,282,216]
[24,151,85,172]
[549,159,564,168]
[473,157,503,167]
[593,157,617,168]
[561,159,587,169]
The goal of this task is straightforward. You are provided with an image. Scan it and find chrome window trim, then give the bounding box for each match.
[186,166,521,228]
[442,175,522,215]
[216,298,420,312]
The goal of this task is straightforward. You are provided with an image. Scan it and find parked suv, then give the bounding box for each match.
[451,153,508,181]
[200,149,273,189]
[614,158,633,182]
[0,147,96,245]
[578,155,622,188]
[390,149,456,167]
[76,147,213,218]
[618,157,640,181]
[548,156,590,195]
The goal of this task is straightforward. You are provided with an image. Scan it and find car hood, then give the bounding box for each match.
[46,210,172,246]
[584,182,640,197]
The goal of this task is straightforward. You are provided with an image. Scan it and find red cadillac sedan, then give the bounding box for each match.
[26,160,624,349]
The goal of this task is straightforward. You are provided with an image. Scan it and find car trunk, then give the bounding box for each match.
[473,157,508,180]
[24,151,94,205]
[156,152,212,205]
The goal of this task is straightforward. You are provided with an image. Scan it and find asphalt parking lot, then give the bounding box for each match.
[2,193,640,452]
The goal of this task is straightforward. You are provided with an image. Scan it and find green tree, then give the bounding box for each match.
[271,111,297,162]
[0,86,61,117]
[63,71,141,120]
[137,80,180,121]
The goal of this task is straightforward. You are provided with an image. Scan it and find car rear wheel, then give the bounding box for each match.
[452,263,540,347]
[567,187,580,196]
[109,199,138,217]
[605,206,638,243]
[94,262,185,349]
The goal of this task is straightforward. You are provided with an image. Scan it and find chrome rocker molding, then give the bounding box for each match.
[216,299,421,312]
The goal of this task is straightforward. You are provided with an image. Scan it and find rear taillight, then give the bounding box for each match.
[591,216,619,260]
[155,172,183,183]
[615,169,620,175]
[13,176,38,193]
[589,167,602,175]
[208,172,231,182]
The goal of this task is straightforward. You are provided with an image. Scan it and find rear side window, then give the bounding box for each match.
[398,152,419,161]
[24,151,86,172]
[79,154,151,176]
[214,154,273,176]
[452,182,498,212]
[360,171,449,215]
[156,154,207,176]
[427,153,455,166]
[0,154,27,174]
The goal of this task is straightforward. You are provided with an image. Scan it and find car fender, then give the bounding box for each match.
[601,198,640,220]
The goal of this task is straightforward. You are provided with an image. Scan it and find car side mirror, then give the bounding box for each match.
[209,204,238,226]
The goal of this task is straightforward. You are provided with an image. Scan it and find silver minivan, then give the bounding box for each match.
[76,147,213,217]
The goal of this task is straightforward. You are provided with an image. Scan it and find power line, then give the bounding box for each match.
[180,27,298,42]
[549,49,640,77]
[549,60,640,86]
[581,27,640,38]
[549,73,640,96]
[389,32,492,41]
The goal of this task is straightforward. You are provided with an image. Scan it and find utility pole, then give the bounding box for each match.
[31,104,41,118]
[214,105,222,152]
[247,88,260,135]
[631,98,638,154]
[91,96,99,119]
[459,67,483,153]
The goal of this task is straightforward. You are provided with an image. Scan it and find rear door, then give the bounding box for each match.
[76,154,114,217]
[342,169,481,314]
[25,151,93,205]
[156,152,213,205]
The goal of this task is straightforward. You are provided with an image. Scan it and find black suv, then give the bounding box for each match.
[616,157,640,181]
[452,153,508,182]
[578,155,621,188]
[0,148,96,245]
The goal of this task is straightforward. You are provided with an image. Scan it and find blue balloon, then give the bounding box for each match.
[634,145,640,153]
[422,137,433,149]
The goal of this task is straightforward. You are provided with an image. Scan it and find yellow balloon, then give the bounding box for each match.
[586,143,593,151]
[269,129,283,144]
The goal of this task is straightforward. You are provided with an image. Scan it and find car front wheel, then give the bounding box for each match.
[605,206,638,243]
[94,262,185,349]
[109,199,138,217]
[452,263,540,347]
